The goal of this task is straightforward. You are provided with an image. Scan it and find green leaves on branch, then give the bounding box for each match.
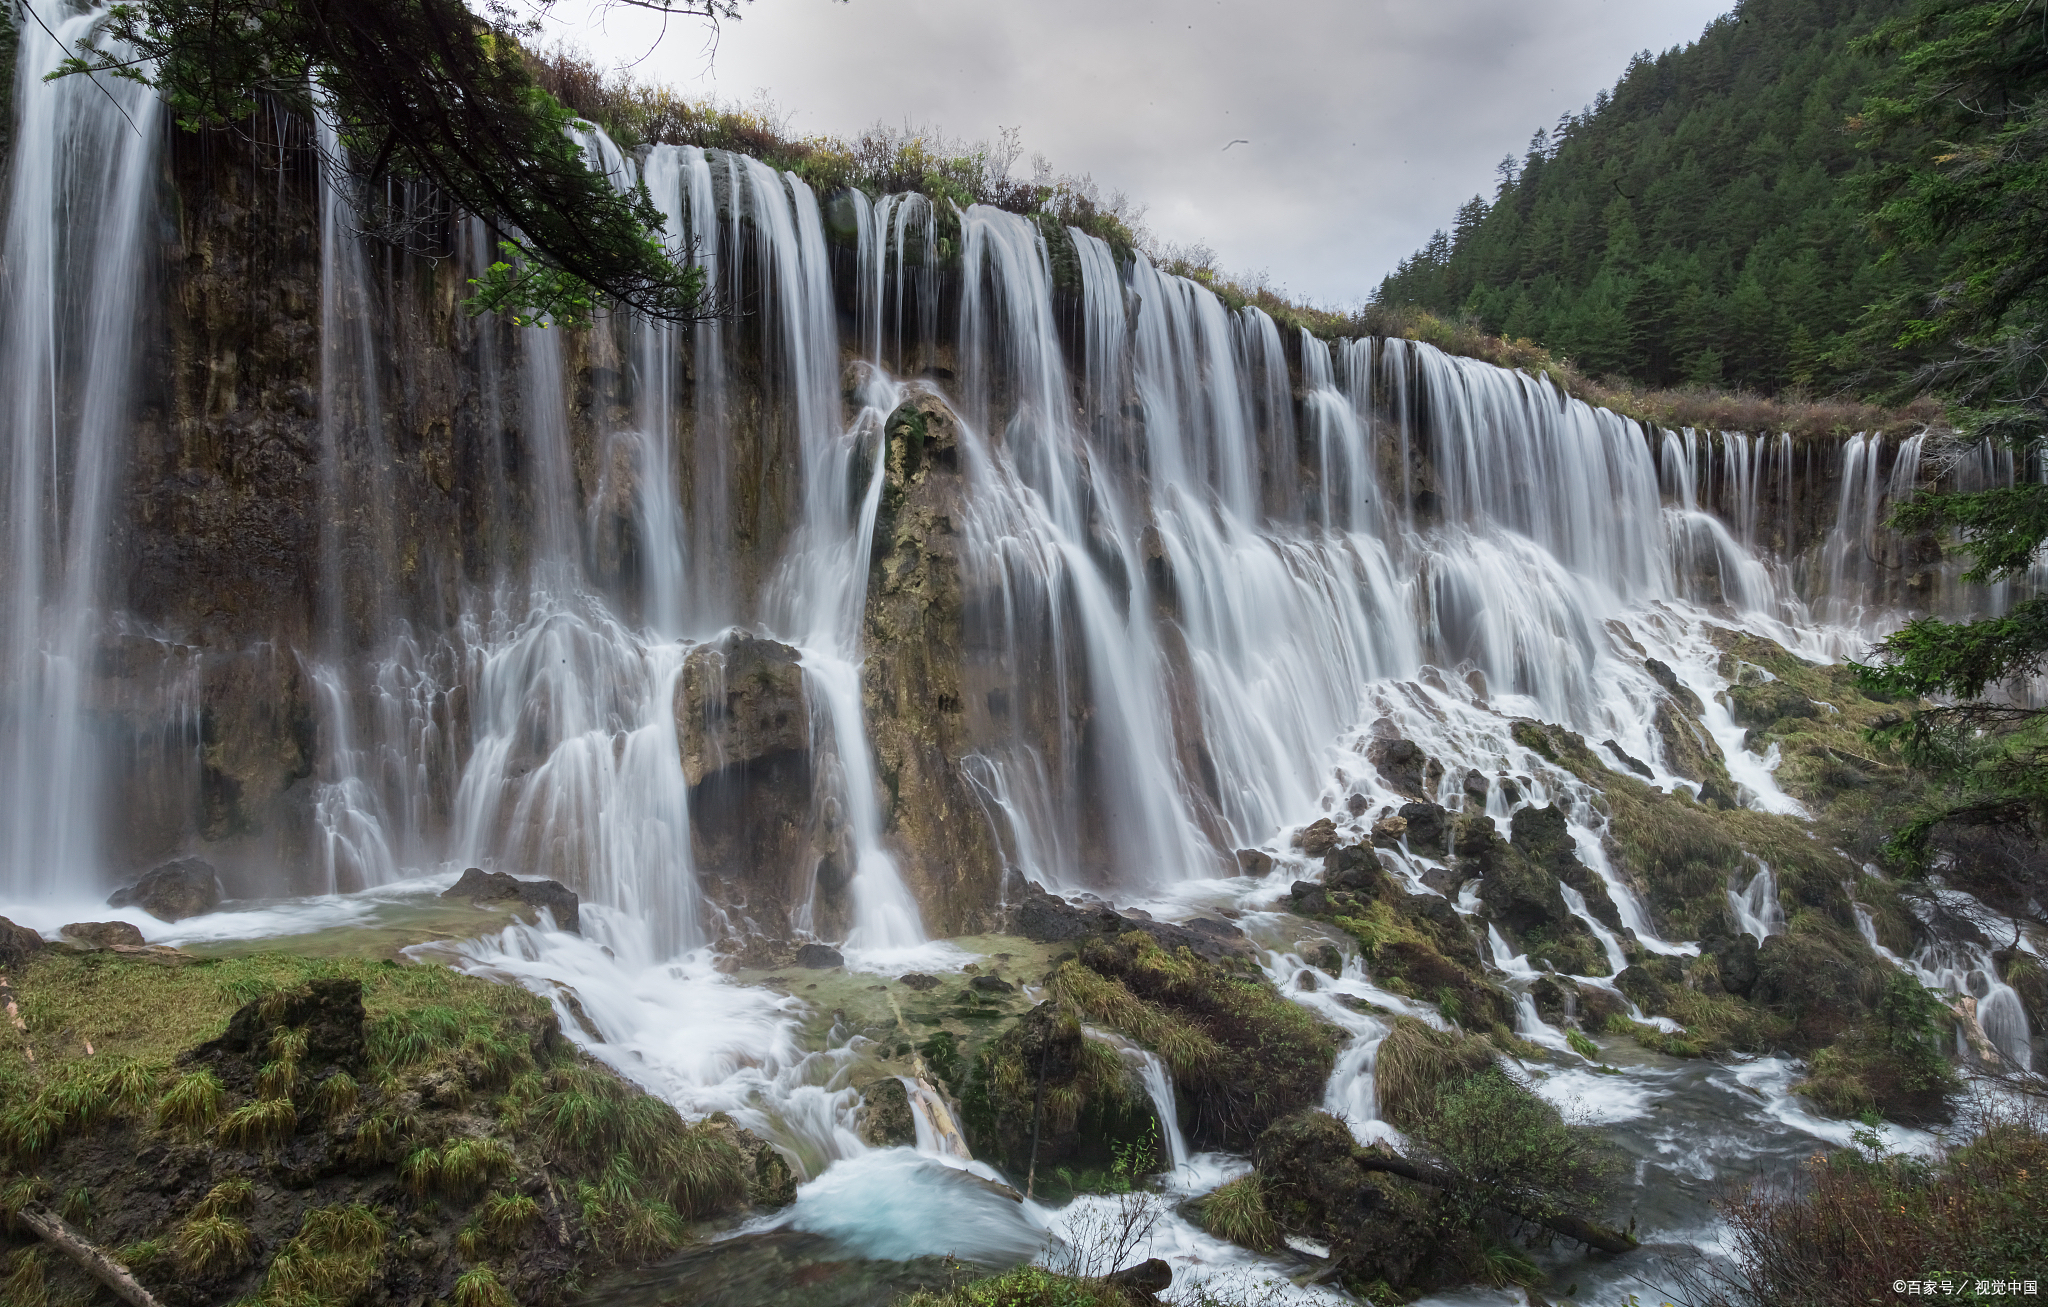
[53,0,715,323]
[1855,596,2048,701]
[462,238,707,330]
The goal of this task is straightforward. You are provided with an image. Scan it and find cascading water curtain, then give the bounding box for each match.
[0,15,162,901]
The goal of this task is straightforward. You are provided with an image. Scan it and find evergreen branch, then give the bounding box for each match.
[1851,595,2048,698]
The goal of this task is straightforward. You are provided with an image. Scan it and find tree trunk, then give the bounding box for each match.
[15,1207,166,1307]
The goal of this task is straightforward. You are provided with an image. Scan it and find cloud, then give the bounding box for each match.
[533,0,1733,304]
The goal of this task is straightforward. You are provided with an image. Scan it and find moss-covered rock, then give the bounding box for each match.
[1795,973,1961,1124]
[1251,1109,1471,1294]
[1753,924,1890,1050]
[0,951,780,1307]
[863,388,1007,936]
[1045,934,1344,1150]
[855,1077,917,1148]
[1459,811,1609,976]
[959,1001,1156,1186]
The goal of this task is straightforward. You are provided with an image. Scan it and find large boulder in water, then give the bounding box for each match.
[794,942,843,969]
[967,1001,1158,1177]
[856,1077,917,1147]
[701,1112,798,1208]
[1367,737,1443,800]
[442,867,581,934]
[1460,812,1609,976]
[1294,818,1341,857]
[0,916,43,968]
[61,921,146,948]
[107,856,222,922]
[675,633,828,938]
[1324,842,1390,894]
[677,634,809,786]
[1509,804,1625,932]
[1397,801,1448,852]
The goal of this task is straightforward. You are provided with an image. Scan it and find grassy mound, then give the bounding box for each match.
[0,948,787,1306]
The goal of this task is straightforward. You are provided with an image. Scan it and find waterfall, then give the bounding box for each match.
[1853,894,2035,1071]
[6,74,2044,1284]
[1131,1047,1191,1173]
[1729,861,1787,946]
[0,13,162,901]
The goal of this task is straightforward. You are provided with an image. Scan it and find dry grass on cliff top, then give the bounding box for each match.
[1352,303,1945,441]
[529,49,1940,442]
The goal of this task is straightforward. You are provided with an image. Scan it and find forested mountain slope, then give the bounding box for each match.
[1374,0,1921,394]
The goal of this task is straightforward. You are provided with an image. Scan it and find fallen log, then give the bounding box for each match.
[1104,1257,1173,1304]
[1353,1152,1639,1254]
[15,1207,165,1307]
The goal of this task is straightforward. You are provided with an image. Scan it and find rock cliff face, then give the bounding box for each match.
[862,388,1006,936]
[39,114,1925,947]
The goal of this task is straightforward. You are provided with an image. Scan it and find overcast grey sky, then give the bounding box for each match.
[539,0,1735,305]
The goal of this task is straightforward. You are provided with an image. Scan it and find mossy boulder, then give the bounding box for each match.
[0,915,42,969]
[1752,925,1888,1050]
[1795,973,1961,1124]
[1510,804,1624,931]
[1725,677,1818,729]
[1615,956,1684,1014]
[962,1001,1154,1181]
[1049,933,1344,1149]
[1250,1109,1475,1293]
[1324,841,1390,893]
[855,1076,917,1148]
[1461,812,1609,976]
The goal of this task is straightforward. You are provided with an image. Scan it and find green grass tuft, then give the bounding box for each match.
[400,1144,442,1196]
[256,1058,300,1100]
[0,1174,51,1225]
[175,1212,256,1277]
[1196,1174,1277,1251]
[1374,1017,1495,1130]
[0,1096,65,1164]
[260,1202,388,1304]
[268,1026,310,1063]
[348,1108,417,1165]
[0,1247,47,1307]
[437,1136,513,1200]
[156,1070,226,1135]
[1565,1027,1601,1060]
[57,1185,91,1224]
[311,1071,359,1121]
[96,1060,160,1113]
[480,1191,540,1241]
[367,1005,466,1071]
[453,1264,517,1307]
[218,1095,298,1151]
[191,1178,254,1219]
